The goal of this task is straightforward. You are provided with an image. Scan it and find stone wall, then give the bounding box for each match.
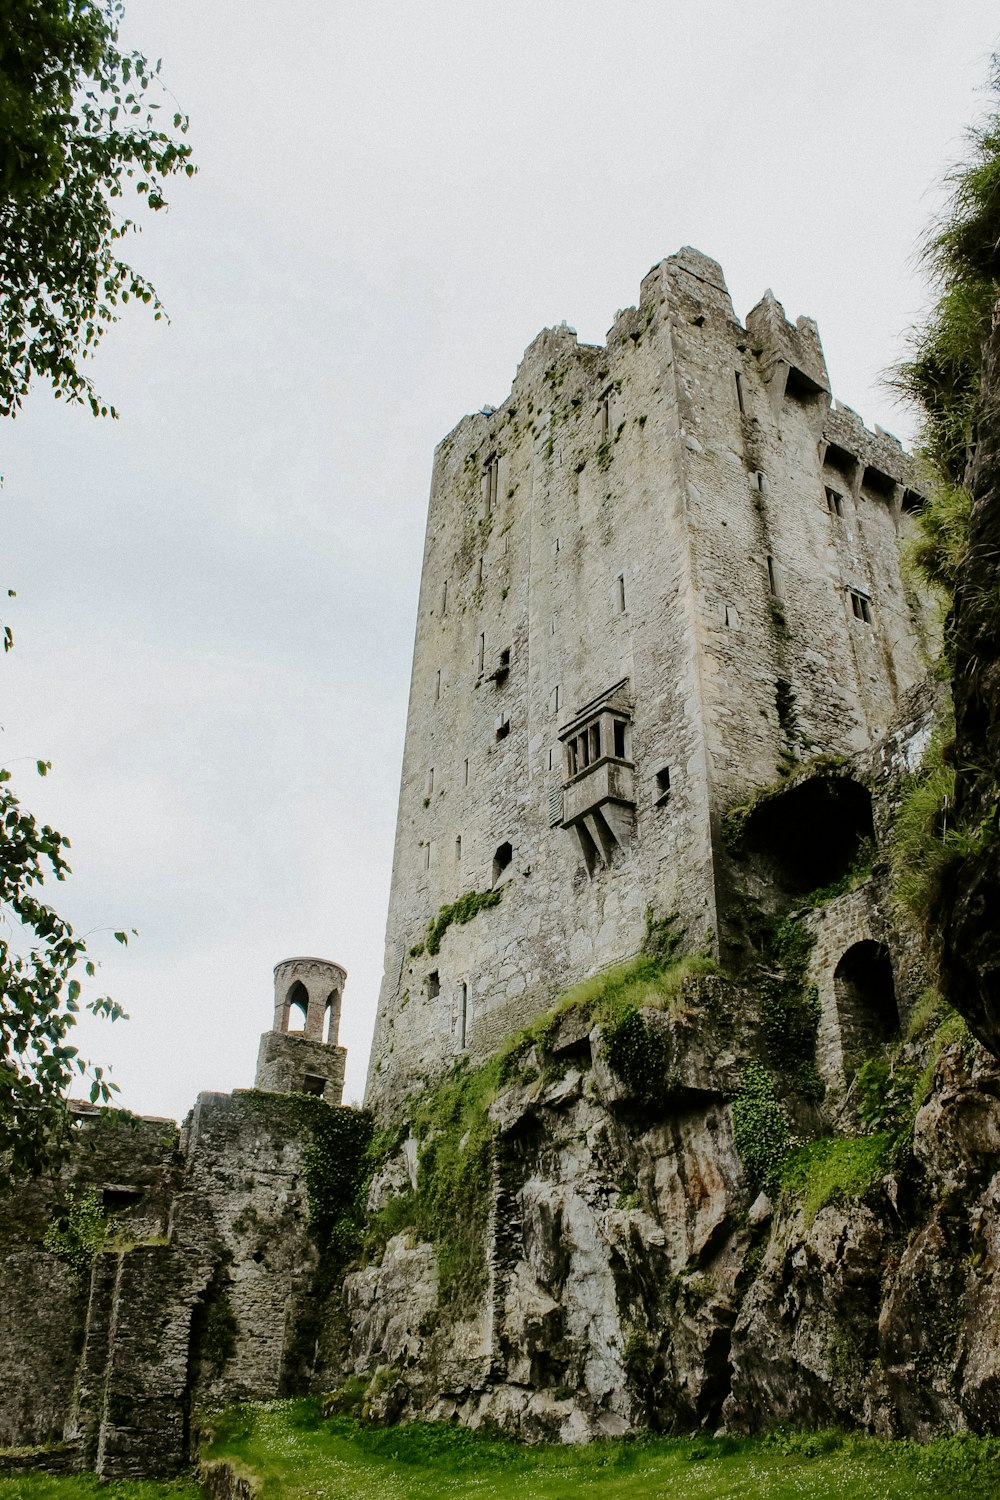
[0,1091,323,1479]
[367,248,928,1114]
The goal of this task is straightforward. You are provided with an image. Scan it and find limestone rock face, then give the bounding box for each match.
[345,1235,439,1370]
[341,1018,1000,1444]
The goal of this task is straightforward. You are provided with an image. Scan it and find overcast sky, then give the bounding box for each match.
[2,1,997,1120]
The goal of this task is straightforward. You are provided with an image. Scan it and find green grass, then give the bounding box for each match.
[190,1399,1000,1499]
[509,950,718,1057]
[780,1135,896,1225]
[0,1480,198,1500]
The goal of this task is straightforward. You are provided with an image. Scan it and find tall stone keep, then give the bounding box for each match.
[366,248,929,1112]
[255,956,347,1103]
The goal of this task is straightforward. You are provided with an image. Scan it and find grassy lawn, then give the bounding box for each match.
[193,1398,1000,1499]
[3,1403,998,1500]
[0,1479,199,1500]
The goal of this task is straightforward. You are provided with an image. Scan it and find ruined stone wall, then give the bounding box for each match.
[367,249,927,1113]
[0,1110,180,1453]
[0,1091,322,1478]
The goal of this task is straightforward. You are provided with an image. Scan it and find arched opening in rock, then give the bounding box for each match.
[285,979,308,1033]
[741,776,875,898]
[834,940,899,1075]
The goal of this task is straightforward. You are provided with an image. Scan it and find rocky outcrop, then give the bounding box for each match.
[338,1008,1000,1444]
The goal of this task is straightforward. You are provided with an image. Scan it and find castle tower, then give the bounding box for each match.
[365,248,927,1113]
[255,957,347,1103]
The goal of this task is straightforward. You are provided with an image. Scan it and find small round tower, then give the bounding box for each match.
[254,956,348,1103]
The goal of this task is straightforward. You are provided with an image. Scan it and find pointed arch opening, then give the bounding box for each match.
[285,979,308,1034]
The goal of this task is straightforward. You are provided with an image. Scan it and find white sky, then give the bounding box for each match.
[2,1,997,1120]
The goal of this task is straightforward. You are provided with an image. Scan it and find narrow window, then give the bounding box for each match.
[427,767,434,796]
[655,767,671,806]
[551,684,560,714]
[725,604,740,628]
[455,834,462,863]
[756,471,768,493]
[567,739,578,777]
[849,589,873,624]
[617,574,626,613]
[492,841,513,886]
[498,646,511,671]
[589,722,601,762]
[477,633,485,675]
[550,617,556,635]
[435,669,441,701]
[613,719,626,759]
[735,370,746,414]
[477,557,484,587]
[599,390,611,442]
[826,486,844,517]
[579,730,590,769]
[547,746,555,771]
[484,455,499,515]
[554,537,561,555]
[458,981,468,1051]
[463,757,469,787]
[496,715,510,741]
[766,555,779,596]
[427,971,440,999]
[423,843,431,871]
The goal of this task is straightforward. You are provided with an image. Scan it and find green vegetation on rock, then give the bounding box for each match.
[367,922,719,1300]
[890,710,994,931]
[43,1187,108,1278]
[409,887,503,959]
[0,1478,199,1500]
[781,1135,896,1227]
[301,1104,375,1262]
[731,1063,790,1196]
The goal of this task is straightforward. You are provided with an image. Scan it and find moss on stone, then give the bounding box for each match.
[423,887,503,957]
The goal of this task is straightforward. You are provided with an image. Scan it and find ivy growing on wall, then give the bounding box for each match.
[301,1104,375,1263]
[755,915,822,1099]
[44,1186,108,1278]
[730,1063,791,1196]
[604,1009,669,1109]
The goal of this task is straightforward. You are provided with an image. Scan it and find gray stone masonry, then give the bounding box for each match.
[366,248,929,1113]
